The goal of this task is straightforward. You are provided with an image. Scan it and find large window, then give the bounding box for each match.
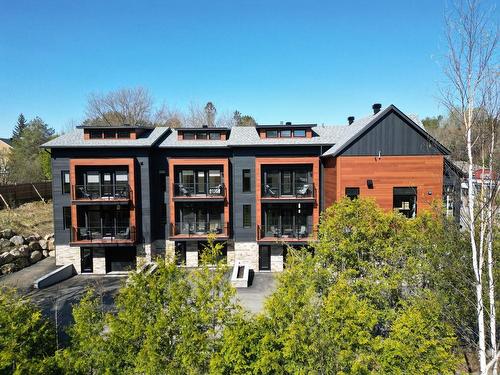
[293,129,306,137]
[177,168,223,196]
[61,171,70,194]
[262,168,313,197]
[266,130,278,138]
[345,187,360,200]
[243,205,251,228]
[242,169,251,192]
[63,206,71,230]
[393,187,417,218]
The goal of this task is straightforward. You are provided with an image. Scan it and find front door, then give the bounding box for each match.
[259,245,271,271]
[81,248,93,273]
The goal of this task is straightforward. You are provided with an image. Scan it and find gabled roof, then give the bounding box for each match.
[0,138,13,147]
[41,127,170,148]
[321,104,450,157]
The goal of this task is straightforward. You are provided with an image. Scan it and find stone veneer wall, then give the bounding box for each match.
[234,242,259,271]
[55,245,81,273]
[185,241,198,267]
[270,244,284,272]
[93,248,106,274]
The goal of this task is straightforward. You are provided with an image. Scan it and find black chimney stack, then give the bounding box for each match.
[285,121,292,126]
[347,116,355,125]
[372,103,382,114]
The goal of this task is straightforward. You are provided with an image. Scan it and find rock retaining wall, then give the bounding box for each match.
[0,229,55,275]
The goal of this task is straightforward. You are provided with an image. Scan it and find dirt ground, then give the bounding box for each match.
[0,200,53,236]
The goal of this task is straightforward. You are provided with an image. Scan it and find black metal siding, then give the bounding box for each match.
[51,155,71,245]
[231,155,256,242]
[341,112,442,156]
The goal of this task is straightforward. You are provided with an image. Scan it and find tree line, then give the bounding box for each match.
[1,198,494,374]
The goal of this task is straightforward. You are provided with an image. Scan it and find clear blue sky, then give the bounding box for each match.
[0,0,468,136]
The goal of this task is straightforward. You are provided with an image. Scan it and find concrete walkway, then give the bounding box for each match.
[0,257,58,291]
[235,272,277,314]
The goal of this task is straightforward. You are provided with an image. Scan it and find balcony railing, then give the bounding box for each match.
[71,226,136,243]
[73,184,131,200]
[262,182,314,198]
[173,183,225,198]
[257,224,315,240]
[170,221,229,237]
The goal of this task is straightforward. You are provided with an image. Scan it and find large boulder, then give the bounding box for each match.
[0,252,14,266]
[29,250,43,264]
[9,249,22,258]
[0,238,12,251]
[17,245,30,257]
[0,229,15,239]
[26,233,42,242]
[14,257,30,269]
[42,250,49,258]
[48,250,56,257]
[0,263,19,275]
[44,233,54,241]
[28,241,42,252]
[39,239,48,250]
[47,239,55,251]
[10,235,25,246]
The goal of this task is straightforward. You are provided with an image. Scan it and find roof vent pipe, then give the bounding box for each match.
[372,103,382,114]
[347,116,355,125]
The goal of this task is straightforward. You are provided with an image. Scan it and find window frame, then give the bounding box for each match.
[266,130,278,138]
[280,129,292,138]
[293,129,306,137]
[63,206,71,230]
[242,169,251,192]
[345,187,360,200]
[243,204,251,228]
[61,171,70,194]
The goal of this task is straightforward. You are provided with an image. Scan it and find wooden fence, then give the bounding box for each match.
[0,181,52,208]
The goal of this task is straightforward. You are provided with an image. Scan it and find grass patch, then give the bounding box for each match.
[0,201,53,236]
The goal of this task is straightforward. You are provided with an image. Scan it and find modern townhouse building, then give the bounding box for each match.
[42,104,461,274]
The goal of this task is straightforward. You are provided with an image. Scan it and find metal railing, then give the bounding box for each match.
[73,184,131,200]
[257,224,315,240]
[173,183,225,198]
[262,182,314,198]
[71,226,136,242]
[171,221,228,237]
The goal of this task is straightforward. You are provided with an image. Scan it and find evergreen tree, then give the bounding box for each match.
[12,113,27,140]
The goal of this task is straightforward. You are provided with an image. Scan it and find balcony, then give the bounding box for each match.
[261,182,314,200]
[170,221,229,239]
[72,184,131,202]
[257,224,316,242]
[173,183,225,200]
[70,226,136,245]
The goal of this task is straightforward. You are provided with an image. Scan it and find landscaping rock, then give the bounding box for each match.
[0,229,15,239]
[9,235,25,246]
[0,252,14,266]
[26,234,42,242]
[9,249,21,258]
[29,250,43,264]
[0,238,12,251]
[14,257,30,269]
[28,241,42,252]
[47,239,55,251]
[42,250,49,257]
[17,245,31,257]
[0,263,19,274]
[39,239,48,250]
[44,233,54,241]
[48,250,56,257]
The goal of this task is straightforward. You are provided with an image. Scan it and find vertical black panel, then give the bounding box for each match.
[231,155,256,242]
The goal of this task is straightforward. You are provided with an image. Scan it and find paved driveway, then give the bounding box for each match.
[235,272,277,314]
[0,257,58,291]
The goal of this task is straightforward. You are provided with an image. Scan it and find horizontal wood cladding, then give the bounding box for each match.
[255,157,320,238]
[328,155,444,212]
[323,157,337,209]
[168,158,230,237]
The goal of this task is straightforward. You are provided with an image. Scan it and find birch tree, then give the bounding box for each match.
[441,0,498,372]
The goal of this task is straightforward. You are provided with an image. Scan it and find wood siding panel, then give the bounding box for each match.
[323,157,337,209]
[334,155,444,212]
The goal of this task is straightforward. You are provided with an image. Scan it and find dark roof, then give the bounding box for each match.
[178,127,230,132]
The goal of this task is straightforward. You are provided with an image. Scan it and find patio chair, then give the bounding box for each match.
[298,225,308,238]
[178,184,191,196]
[78,187,91,199]
[79,228,90,240]
[296,184,310,197]
[209,184,223,196]
[265,184,276,197]
[116,227,130,239]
